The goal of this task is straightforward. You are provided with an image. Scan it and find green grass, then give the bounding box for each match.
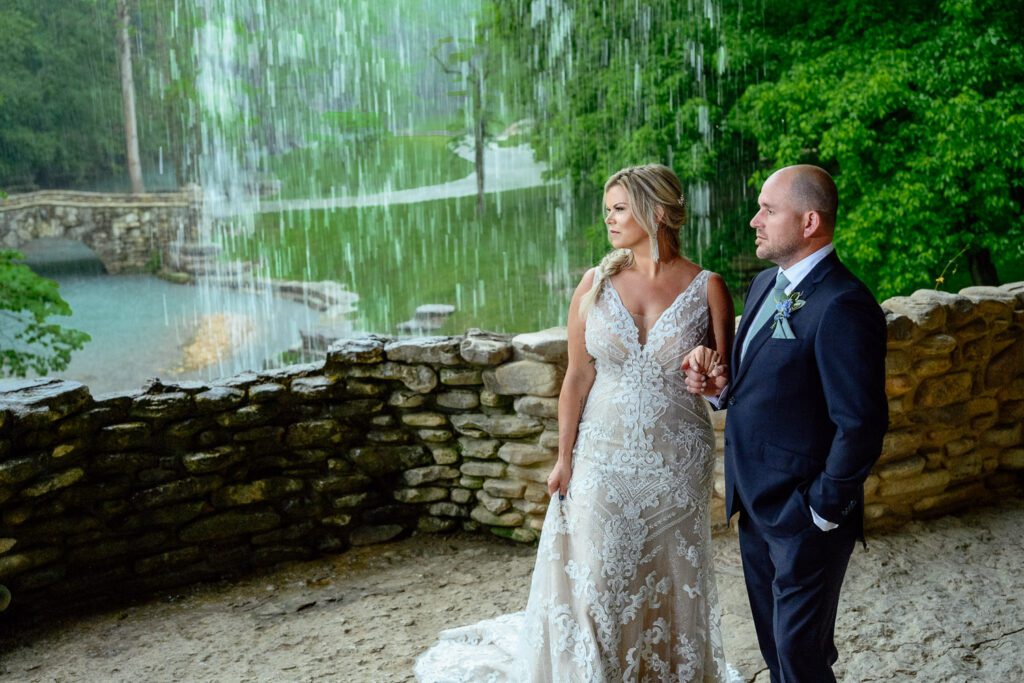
[225,185,593,335]
[262,134,474,201]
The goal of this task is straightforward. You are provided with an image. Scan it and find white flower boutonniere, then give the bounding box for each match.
[771,291,805,339]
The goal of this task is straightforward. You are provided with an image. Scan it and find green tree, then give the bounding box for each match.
[730,0,1024,297]
[0,251,90,377]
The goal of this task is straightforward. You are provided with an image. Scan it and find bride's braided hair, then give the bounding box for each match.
[579,164,687,320]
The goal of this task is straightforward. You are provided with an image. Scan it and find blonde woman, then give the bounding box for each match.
[417,164,737,682]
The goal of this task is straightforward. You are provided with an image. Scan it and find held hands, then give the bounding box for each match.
[547,459,572,501]
[682,345,729,397]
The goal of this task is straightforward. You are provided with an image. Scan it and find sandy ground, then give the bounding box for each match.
[1,498,1021,683]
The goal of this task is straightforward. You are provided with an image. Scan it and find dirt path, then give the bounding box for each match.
[1,499,1021,682]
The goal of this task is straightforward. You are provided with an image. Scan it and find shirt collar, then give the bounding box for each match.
[779,243,835,293]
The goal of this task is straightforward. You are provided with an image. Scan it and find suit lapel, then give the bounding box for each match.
[732,252,841,387]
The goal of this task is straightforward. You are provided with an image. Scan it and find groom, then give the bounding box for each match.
[686,165,887,682]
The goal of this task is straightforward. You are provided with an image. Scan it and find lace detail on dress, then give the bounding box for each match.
[416,270,740,682]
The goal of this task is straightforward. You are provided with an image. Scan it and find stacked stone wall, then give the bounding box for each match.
[0,189,200,273]
[0,284,1021,615]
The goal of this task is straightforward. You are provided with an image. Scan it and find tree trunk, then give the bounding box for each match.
[967,246,1001,286]
[472,69,485,217]
[117,0,144,194]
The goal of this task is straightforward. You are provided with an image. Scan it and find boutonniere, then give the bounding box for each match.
[771,291,805,339]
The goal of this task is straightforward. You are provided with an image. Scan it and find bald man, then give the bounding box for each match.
[687,165,888,682]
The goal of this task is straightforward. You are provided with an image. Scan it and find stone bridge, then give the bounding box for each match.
[0,188,201,273]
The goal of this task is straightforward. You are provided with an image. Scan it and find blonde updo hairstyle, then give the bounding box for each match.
[579,164,687,320]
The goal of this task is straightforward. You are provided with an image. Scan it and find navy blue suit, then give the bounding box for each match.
[723,251,887,682]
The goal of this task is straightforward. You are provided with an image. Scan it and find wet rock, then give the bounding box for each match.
[511,327,569,364]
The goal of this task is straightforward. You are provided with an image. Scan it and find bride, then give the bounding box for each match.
[416,164,737,681]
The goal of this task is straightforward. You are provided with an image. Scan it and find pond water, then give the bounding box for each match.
[39,275,317,395]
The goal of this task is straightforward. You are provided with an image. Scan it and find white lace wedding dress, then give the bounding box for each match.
[416,270,737,682]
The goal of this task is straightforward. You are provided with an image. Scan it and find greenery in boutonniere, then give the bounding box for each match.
[771,292,805,339]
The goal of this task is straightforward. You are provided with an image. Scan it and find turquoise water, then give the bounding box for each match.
[39,275,318,395]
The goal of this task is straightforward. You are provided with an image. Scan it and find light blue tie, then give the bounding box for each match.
[740,271,790,361]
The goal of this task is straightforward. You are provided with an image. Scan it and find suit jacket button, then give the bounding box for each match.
[727,396,736,407]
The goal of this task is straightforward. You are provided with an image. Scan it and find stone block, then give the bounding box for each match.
[132,476,223,510]
[0,378,91,428]
[130,392,192,419]
[327,335,387,365]
[311,474,373,495]
[983,424,1022,448]
[885,349,913,375]
[470,506,524,527]
[998,449,1024,470]
[512,498,548,515]
[0,547,62,580]
[483,479,527,499]
[388,389,427,408]
[877,456,926,480]
[333,493,373,509]
[460,330,513,366]
[352,362,438,394]
[487,361,564,397]
[479,390,510,408]
[121,502,208,530]
[916,373,972,408]
[436,390,480,410]
[429,445,460,465]
[459,437,500,459]
[97,422,151,451]
[190,387,245,413]
[450,414,543,439]
[180,510,281,543]
[216,404,277,428]
[514,396,560,419]
[417,429,454,443]
[248,383,286,403]
[476,490,511,514]
[21,468,85,498]
[885,375,915,397]
[367,429,411,444]
[213,478,305,507]
[290,376,340,401]
[878,469,951,498]
[880,297,946,331]
[912,357,953,378]
[233,426,284,444]
[135,547,203,575]
[393,487,449,504]
[440,368,483,386]
[885,313,918,344]
[880,431,920,461]
[523,483,549,502]
[498,442,557,466]
[460,460,507,478]
[916,334,958,357]
[427,502,468,518]
[345,379,388,397]
[401,412,448,428]
[402,465,460,486]
[507,463,553,485]
[986,341,1024,388]
[286,420,340,447]
[0,456,44,487]
[459,476,484,490]
[350,445,431,477]
[385,337,462,365]
[512,327,569,364]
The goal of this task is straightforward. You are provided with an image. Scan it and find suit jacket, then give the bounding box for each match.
[723,251,888,537]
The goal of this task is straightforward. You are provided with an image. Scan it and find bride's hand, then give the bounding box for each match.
[682,345,727,396]
[547,459,572,500]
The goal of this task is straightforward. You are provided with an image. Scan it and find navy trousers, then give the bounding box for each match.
[738,511,856,683]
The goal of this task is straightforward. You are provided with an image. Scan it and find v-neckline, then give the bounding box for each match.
[606,270,705,349]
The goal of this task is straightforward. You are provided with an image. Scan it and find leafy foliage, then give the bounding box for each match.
[496,0,1024,299]
[0,251,91,376]
[730,0,1024,297]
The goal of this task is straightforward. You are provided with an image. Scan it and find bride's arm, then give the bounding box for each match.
[683,273,734,398]
[548,270,598,499]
